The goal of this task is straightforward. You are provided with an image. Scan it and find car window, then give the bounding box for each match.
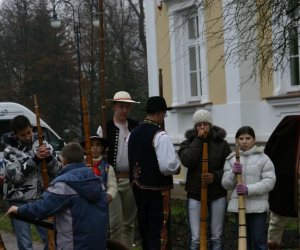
[0,120,12,138]
[0,119,64,153]
[32,127,64,152]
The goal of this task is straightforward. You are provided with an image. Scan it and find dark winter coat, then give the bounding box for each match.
[3,133,61,202]
[18,162,108,250]
[265,115,300,217]
[178,126,231,201]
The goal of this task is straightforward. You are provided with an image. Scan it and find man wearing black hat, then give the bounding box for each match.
[128,96,181,250]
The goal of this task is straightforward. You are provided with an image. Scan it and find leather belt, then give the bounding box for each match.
[115,172,129,179]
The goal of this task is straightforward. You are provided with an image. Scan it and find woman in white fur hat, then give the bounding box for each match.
[178,109,231,250]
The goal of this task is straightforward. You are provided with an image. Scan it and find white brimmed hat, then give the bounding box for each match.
[105,91,140,104]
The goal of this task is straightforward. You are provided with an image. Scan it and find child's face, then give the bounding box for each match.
[91,140,105,158]
[15,126,33,145]
[237,133,255,151]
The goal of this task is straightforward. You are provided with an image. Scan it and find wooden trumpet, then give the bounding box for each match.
[0,233,6,250]
[79,73,92,166]
[33,95,56,250]
[235,143,247,250]
[200,133,208,250]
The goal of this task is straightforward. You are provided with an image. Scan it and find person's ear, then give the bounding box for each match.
[62,158,68,166]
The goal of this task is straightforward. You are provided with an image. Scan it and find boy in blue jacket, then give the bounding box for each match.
[7,142,108,250]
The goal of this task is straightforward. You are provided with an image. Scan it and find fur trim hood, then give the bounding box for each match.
[184,125,227,141]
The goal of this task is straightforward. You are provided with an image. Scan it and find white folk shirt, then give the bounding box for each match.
[127,130,180,176]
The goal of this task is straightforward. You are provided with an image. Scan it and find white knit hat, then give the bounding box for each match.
[192,109,213,125]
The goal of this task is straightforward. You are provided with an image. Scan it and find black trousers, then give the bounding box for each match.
[132,185,171,250]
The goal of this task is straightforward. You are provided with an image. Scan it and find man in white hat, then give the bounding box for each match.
[106,91,139,248]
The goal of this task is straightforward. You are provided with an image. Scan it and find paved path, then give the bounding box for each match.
[0,230,44,250]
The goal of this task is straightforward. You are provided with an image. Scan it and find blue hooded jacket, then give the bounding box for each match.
[18,162,108,250]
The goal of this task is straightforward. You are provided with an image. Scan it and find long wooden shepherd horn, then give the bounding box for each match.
[200,132,208,250]
[235,143,247,250]
[0,233,6,250]
[33,95,56,250]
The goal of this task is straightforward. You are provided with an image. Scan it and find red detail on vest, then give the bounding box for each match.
[93,161,101,176]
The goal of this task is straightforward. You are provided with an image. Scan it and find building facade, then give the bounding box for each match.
[145,0,300,184]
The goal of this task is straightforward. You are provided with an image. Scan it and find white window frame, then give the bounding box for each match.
[186,15,203,99]
[288,24,300,88]
[273,4,300,95]
[168,1,209,105]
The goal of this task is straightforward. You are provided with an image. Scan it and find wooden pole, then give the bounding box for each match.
[200,134,208,250]
[158,68,165,130]
[33,95,55,250]
[80,74,92,166]
[235,144,247,250]
[98,0,106,137]
[0,233,6,250]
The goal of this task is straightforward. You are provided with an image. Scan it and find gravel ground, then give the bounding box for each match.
[167,213,299,250]
[0,230,44,250]
[133,203,299,250]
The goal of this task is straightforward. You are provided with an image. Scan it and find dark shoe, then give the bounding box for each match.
[267,241,280,250]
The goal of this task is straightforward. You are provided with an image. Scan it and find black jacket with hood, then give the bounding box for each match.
[178,125,231,201]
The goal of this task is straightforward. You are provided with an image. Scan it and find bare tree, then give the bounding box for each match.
[177,0,299,85]
[0,0,148,138]
[0,0,80,137]
[128,0,147,57]
[99,0,148,121]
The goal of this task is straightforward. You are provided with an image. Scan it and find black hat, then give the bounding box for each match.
[144,96,173,112]
[81,135,108,149]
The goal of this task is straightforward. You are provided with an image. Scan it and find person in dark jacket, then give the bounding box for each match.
[178,109,231,250]
[106,91,139,248]
[7,142,108,250]
[265,115,300,250]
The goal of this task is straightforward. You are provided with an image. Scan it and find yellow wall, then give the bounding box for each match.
[256,0,274,98]
[156,5,173,106]
[154,1,274,104]
[204,0,227,104]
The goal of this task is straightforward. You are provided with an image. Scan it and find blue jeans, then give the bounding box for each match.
[245,212,268,250]
[11,218,48,250]
[7,201,48,250]
[187,197,226,250]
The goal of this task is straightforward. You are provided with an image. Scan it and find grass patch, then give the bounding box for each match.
[171,199,186,217]
[0,213,13,233]
[285,217,298,230]
[0,199,42,242]
[0,212,42,242]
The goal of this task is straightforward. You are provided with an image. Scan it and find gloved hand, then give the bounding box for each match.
[232,162,243,174]
[236,184,248,195]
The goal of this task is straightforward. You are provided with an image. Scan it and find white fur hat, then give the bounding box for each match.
[192,109,213,125]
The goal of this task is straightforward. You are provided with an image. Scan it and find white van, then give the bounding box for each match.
[0,102,65,192]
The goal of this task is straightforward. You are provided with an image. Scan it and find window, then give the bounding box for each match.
[168,1,208,105]
[288,25,299,87]
[187,15,203,98]
[273,2,300,95]
[288,0,300,88]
